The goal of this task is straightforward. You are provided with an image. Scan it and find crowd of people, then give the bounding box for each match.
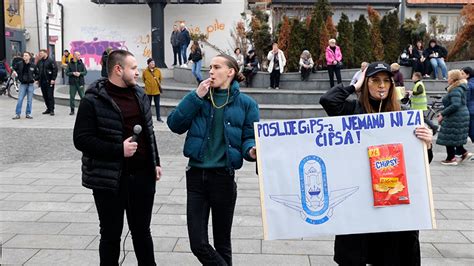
[1,27,473,265]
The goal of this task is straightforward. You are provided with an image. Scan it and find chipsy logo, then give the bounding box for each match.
[374,157,399,171]
[375,63,387,70]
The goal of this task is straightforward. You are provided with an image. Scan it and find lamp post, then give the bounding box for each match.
[46,16,50,51]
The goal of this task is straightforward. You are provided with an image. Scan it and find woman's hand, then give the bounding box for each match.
[354,68,366,92]
[196,78,211,98]
[415,126,433,148]
[437,113,443,124]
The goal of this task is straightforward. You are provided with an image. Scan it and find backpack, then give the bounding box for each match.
[0,61,7,81]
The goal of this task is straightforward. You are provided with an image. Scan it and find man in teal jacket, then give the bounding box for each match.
[167,54,259,266]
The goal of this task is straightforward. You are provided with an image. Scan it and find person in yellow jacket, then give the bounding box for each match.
[409,72,427,111]
[142,58,163,122]
[61,50,73,68]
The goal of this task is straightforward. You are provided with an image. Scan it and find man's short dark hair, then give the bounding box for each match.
[107,50,135,77]
[413,72,422,79]
[39,49,48,53]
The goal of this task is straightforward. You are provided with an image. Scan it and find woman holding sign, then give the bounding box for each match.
[320,62,433,265]
[167,54,259,265]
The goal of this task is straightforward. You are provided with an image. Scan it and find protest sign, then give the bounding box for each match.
[255,110,435,240]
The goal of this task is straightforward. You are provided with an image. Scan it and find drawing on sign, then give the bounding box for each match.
[270,155,359,225]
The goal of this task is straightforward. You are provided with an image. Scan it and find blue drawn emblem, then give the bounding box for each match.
[299,156,330,224]
[270,155,358,225]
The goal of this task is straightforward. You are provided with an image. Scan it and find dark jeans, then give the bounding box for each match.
[327,65,342,88]
[446,145,467,160]
[40,81,55,112]
[181,44,188,64]
[147,94,161,119]
[301,67,311,81]
[173,45,182,66]
[93,173,156,266]
[270,69,281,88]
[186,167,237,266]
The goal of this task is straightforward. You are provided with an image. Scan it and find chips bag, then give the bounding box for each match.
[368,143,410,207]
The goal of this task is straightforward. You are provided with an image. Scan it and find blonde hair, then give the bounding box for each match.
[448,69,462,82]
[390,63,400,71]
[329,39,336,44]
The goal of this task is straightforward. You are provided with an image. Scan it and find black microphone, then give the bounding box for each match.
[131,125,142,142]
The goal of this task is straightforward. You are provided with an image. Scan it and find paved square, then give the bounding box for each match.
[1,96,473,265]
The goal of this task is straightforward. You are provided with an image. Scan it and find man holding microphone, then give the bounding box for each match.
[73,50,162,265]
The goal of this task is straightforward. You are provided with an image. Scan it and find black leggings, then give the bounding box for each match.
[186,167,237,266]
[93,173,156,266]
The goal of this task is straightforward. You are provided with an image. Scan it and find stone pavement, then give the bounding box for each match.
[1,94,473,265]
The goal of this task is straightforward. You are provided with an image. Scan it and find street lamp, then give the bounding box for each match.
[46,16,50,51]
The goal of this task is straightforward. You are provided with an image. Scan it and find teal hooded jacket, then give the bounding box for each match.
[167,80,259,170]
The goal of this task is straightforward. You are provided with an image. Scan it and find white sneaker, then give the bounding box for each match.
[267,87,273,90]
[275,87,280,90]
[181,64,187,68]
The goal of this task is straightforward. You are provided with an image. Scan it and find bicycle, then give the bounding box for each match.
[426,95,444,121]
[0,74,19,98]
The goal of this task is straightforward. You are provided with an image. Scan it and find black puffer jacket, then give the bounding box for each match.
[73,78,160,192]
[13,61,38,84]
[320,84,428,265]
[37,56,58,82]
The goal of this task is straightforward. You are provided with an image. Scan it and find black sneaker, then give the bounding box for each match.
[50,112,55,116]
[42,110,50,114]
[157,117,164,123]
[12,115,20,120]
[26,115,33,119]
[69,110,75,115]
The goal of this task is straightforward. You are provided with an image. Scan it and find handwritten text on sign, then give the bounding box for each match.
[257,110,422,147]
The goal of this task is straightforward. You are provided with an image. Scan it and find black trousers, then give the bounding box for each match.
[446,145,467,160]
[243,70,255,87]
[93,173,156,266]
[301,67,311,81]
[186,167,237,266]
[40,81,55,112]
[270,69,281,88]
[172,45,182,66]
[327,65,342,88]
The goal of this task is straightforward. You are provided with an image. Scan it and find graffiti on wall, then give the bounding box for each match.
[135,34,152,58]
[69,37,128,68]
[174,19,226,38]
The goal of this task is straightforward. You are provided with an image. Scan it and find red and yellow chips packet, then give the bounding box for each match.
[368,143,410,207]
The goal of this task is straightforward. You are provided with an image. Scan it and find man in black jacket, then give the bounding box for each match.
[65,51,87,115]
[424,39,448,80]
[178,23,191,66]
[37,49,58,115]
[171,25,182,66]
[11,52,38,119]
[73,50,162,265]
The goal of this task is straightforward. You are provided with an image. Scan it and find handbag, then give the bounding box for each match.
[150,70,162,93]
[335,61,343,69]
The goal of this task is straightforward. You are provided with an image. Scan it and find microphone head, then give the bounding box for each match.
[133,125,142,134]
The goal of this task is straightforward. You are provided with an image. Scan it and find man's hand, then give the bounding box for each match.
[196,78,211,98]
[437,114,443,124]
[155,166,162,181]
[123,137,138,157]
[50,80,55,85]
[11,71,17,78]
[249,147,257,160]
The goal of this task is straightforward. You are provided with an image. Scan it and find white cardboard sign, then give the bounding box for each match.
[255,110,436,240]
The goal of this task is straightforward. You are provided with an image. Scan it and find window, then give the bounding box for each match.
[428,13,460,36]
[47,0,54,14]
